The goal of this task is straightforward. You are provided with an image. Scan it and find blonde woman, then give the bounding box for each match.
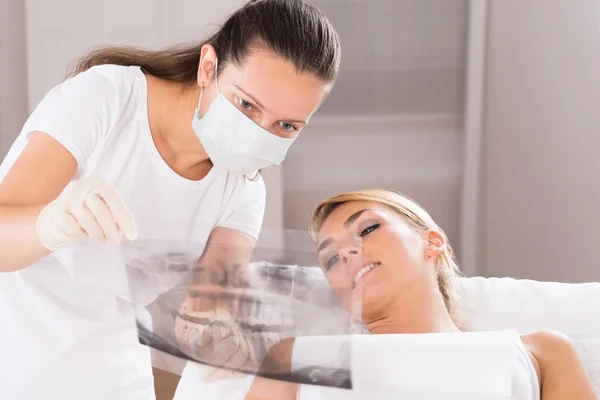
[245,189,596,400]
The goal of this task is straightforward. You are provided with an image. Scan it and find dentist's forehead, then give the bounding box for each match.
[226,50,329,119]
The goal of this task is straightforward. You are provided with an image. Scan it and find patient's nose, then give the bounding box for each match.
[340,240,362,265]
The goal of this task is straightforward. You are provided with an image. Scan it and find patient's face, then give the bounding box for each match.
[316,201,434,322]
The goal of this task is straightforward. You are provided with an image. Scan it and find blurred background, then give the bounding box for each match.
[2,0,600,286]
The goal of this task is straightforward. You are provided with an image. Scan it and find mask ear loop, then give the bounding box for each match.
[195,84,204,120]
[214,58,220,94]
[246,170,261,182]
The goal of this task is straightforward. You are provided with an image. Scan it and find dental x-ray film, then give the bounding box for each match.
[120,229,359,390]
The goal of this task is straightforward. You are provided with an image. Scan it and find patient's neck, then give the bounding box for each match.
[366,288,460,335]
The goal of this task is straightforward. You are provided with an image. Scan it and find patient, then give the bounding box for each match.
[245,189,596,400]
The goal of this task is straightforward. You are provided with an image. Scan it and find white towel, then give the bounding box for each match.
[292,330,520,400]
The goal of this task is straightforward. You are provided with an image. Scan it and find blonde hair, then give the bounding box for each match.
[309,188,464,328]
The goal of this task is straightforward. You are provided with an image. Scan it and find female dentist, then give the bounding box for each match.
[0,1,341,399]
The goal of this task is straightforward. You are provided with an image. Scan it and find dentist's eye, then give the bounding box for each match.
[325,254,339,271]
[237,98,253,110]
[280,121,297,132]
[360,224,380,237]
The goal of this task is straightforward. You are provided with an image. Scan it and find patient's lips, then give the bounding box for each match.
[352,262,381,289]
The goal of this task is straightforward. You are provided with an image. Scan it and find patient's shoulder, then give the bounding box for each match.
[521,331,579,386]
[522,331,596,398]
[522,330,578,360]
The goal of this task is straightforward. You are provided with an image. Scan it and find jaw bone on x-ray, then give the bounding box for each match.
[120,229,360,390]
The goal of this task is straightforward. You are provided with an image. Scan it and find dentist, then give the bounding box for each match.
[0,1,341,399]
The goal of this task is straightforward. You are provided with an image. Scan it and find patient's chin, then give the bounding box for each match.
[353,270,387,303]
[352,278,396,323]
[337,269,391,320]
[349,296,382,325]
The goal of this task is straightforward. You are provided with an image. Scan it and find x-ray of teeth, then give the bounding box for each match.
[120,231,358,390]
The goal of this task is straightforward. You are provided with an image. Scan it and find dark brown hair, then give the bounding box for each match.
[67,0,341,85]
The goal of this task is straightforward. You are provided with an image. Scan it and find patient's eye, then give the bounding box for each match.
[360,223,380,237]
[325,254,339,271]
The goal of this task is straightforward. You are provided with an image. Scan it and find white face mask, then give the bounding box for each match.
[192,59,297,174]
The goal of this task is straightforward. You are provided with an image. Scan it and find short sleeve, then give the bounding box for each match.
[218,176,267,240]
[22,65,133,167]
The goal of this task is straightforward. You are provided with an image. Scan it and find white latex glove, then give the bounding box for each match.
[36,176,138,250]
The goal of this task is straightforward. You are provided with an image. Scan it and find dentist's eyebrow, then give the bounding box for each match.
[234,85,266,110]
[233,84,308,124]
[317,209,370,255]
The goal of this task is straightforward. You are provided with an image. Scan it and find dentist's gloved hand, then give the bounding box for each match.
[36,176,138,251]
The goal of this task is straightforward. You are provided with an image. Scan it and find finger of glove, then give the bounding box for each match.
[97,185,138,240]
[85,193,122,245]
[58,211,87,243]
[206,332,242,366]
[220,340,251,373]
[70,205,106,242]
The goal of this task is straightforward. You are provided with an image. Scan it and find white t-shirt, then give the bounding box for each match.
[172,337,540,400]
[0,65,266,400]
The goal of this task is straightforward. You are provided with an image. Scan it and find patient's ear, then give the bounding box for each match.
[424,230,445,258]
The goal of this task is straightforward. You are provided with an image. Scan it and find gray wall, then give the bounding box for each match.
[24,0,245,108]
[0,0,28,159]
[481,0,600,283]
[312,0,467,116]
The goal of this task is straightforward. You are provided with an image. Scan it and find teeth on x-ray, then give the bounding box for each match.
[124,238,354,390]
